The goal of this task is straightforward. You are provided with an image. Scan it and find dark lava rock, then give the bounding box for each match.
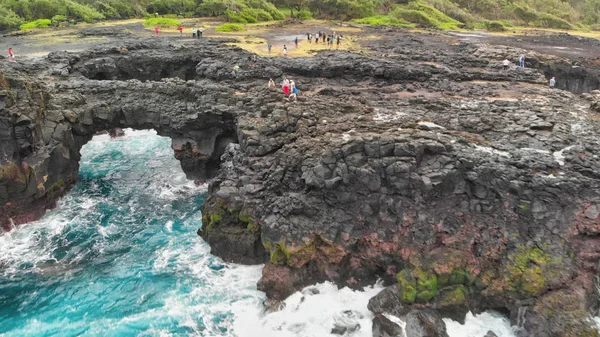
[373,309,449,337]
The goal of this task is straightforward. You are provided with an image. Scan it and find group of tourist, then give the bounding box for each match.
[268,77,299,101]
[306,31,343,48]
[153,25,203,38]
[502,54,556,89]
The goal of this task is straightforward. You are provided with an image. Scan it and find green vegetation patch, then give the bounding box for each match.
[352,15,415,27]
[216,23,245,32]
[440,286,467,306]
[20,19,52,30]
[397,267,439,304]
[143,18,181,28]
[391,1,463,29]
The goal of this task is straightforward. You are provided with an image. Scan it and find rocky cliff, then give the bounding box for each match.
[2,33,600,336]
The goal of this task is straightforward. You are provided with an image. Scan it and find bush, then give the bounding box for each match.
[216,23,245,32]
[20,19,52,30]
[238,9,260,23]
[298,9,313,20]
[255,8,274,20]
[352,15,415,27]
[392,1,462,29]
[51,15,68,23]
[482,20,506,31]
[143,17,181,27]
[393,8,438,27]
[0,5,24,30]
[513,4,538,26]
[64,0,105,22]
[535,13,573,29]
[423,0,475,24]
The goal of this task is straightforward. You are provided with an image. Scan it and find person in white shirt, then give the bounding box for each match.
[502,59,510,70]
[549,77,556,89]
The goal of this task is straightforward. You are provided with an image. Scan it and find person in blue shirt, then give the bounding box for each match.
[519,55,525,68]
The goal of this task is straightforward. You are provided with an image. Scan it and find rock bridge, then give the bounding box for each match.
[3,35,600,336]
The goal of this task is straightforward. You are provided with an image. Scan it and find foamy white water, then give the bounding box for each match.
[445,311,516,337]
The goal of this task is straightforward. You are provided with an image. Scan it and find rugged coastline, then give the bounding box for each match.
[3,28,600,336]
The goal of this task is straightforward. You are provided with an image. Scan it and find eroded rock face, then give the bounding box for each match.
[3,33,600,336]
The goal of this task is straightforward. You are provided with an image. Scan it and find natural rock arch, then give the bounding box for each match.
[4,35,600,337]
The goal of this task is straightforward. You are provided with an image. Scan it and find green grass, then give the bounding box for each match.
[20,19,52,31]
[352,15,415,27]
[143,17,181,28]
[215,23,245,32]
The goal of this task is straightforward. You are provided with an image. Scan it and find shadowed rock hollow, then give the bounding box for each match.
[3,33,600,337]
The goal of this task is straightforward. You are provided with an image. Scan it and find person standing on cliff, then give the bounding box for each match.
[295,37,299,49]
[198,27,203,38]
[282,45,288,57]
[502,58,510,70]
[519,55,525,68]
[549,77,556,90]
[233,65,240,78]
[178,25,183,37]
[267,43,272,54]
[154,25,159,36]
[192,28,197,38]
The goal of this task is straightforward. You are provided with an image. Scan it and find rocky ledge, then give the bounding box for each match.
[3,32,600,336]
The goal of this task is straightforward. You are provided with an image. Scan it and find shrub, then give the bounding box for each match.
[20,19,52,30]
[51,15,68,23]
[482,20,506,31]
[298,9,313,20]
[392,1,462,29]
[535,13,573,29]
[255,8,274,21]
[0,5,24,30]
[423,0,475,24]
[216,23,245,32]
[513,4,538,26]
[143,17,181,27]
[392,8,438,27]
[64,0,105,22]
[352,15,415,27]
[239,9,259,23]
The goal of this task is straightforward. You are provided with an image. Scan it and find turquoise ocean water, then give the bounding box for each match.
[0,129,515,337]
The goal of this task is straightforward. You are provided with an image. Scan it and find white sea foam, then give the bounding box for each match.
[445,311,516,337]
[232,281,384,337]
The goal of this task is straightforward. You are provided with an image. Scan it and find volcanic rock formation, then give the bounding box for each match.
[3,33,600,336]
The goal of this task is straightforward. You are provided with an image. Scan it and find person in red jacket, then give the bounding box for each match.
[154,25,159,36]
[7,48,15,62]
[178,26,183,37]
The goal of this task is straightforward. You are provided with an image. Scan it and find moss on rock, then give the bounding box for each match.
[397,268,438,304]
[440,286,467,307]
[397,269,417,304]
